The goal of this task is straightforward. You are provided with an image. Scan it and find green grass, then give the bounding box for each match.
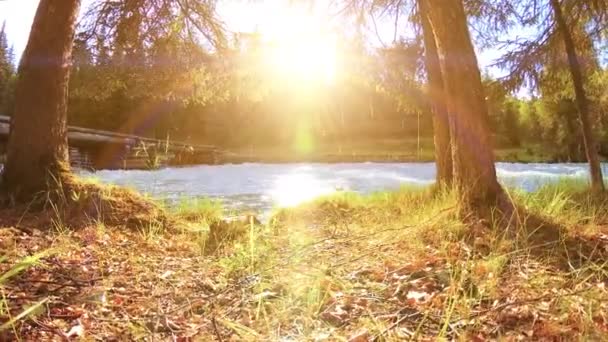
[172,197,224,224]
[515,178,608,226]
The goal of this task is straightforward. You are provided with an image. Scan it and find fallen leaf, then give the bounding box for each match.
[66,324,84,338]
[160,270,174,279]
[348,329,370,342]
[254,290,278,301]
[406,290,429,302]
[320,307,348,326]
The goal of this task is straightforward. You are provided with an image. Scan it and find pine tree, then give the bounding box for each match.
[419,0,452,187]
[425,0,504,214]
[0,21,15,115]
[549,0,603,190]
[2,0,226,201]
[477,0,606,191]
[1,0,81,200]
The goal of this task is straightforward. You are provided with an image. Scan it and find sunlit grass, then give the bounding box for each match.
[3,180,608,340]
[172,197,224,224]
[514,178,608,228]
[0,251,53,335]
[244,181,608,340]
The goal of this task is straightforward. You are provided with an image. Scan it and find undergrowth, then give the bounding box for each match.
[1,179,607,340]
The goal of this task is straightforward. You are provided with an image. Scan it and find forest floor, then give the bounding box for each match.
[1,181,608,340]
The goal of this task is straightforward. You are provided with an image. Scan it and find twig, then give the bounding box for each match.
[331,248,386,268]
[374,312,420,341]
[24,278,101,293]
[466,286,595,319]
[30,319,69,342]
[211,316,223,342]
[25,279,95,287]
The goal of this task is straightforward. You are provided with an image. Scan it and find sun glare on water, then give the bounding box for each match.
[270,173,336,207]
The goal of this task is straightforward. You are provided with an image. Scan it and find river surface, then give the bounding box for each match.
[83,162,604,215]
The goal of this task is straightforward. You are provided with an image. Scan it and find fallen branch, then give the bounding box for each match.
[373,312,420,341]
[465,286,595,319]
[211,316,224,342]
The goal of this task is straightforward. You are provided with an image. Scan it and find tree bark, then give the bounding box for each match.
[1,0,81,200]
[419,0,452,187]
[426,0,503,211]
[550,0,604,191]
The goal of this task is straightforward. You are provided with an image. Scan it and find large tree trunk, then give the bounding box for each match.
[426,0,503,212]
[550,0,604,191]
[419,0,452,187]
[1,0,81,201]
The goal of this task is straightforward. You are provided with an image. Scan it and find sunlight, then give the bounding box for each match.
[258,4,339,84]
[270,173,336,207]
[266,35,337,84]
[294,121,315,154]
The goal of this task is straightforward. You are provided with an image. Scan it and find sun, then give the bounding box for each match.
[267,36,337,84]
[257,4,339,85]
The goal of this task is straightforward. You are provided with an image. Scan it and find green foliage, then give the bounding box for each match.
[59,0,608,160]
[518,99,543,142]
[483,76,522,147]
[67,3,434,151]
[481,64,608,161]
[0,22,15,115]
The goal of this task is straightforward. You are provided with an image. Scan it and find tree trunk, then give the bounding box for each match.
[426,0,503,212]
[419,0,452,187]
[550,0,604,191]
[1,0,81,200]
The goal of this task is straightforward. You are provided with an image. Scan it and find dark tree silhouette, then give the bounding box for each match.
[2,0,81,201]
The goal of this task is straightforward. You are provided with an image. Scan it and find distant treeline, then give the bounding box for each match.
[65,31,439,151]
[1,23,607,161]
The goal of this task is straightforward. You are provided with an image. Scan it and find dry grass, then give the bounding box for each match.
[0,179,168,233]
[1,181,608,340]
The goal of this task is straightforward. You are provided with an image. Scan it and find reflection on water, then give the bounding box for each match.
[85,162,601,215]
[269,173,336,207]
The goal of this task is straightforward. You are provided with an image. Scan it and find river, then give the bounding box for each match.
[83,162,603,215]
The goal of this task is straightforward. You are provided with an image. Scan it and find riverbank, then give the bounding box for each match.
[1,181,607,340]
[4,139,573,172]
[220,140,564,164]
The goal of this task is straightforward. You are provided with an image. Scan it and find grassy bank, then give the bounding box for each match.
[1,181,607,340]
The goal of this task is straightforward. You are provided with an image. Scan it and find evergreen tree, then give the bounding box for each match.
[549,0,603,190]
[419,0,452,187]
[2,1,81,200]
[0,21,15,115]
[476,0,606,190]
[426,0,504,214]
